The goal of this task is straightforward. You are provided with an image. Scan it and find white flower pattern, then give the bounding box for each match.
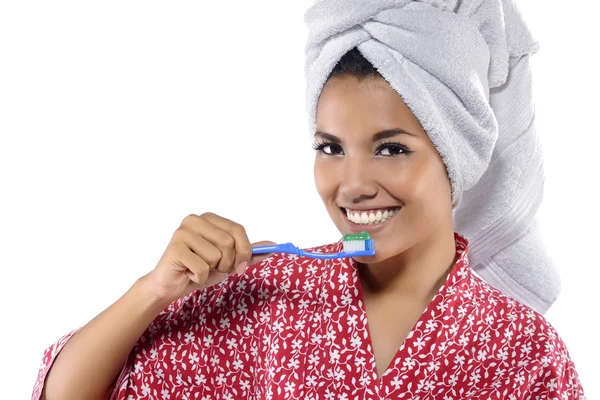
[32,233,585,399]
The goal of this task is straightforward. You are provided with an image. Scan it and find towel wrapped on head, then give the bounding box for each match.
[304,0,560,314]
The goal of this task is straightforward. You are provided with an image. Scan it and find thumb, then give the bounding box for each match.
[248,240,277,266]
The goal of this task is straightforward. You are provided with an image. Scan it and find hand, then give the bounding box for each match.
[144,213,275,304]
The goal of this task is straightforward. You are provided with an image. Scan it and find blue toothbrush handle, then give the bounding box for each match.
[252,240,375,259]
[252,242,299,255]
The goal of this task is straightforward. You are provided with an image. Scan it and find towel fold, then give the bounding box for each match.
[304,0,560,314]
[456,52,561,313]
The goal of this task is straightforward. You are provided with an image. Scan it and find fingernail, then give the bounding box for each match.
[235,261,248,275]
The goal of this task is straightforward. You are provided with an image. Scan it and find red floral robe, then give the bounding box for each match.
[32,233,585,399]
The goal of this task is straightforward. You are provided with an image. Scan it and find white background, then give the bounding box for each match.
[1,1,598,398]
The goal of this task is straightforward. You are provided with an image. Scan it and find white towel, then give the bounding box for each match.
[304,0,560,314]
[456,53,561,313]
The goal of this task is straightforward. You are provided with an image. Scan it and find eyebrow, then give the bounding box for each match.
[314,128,416,143]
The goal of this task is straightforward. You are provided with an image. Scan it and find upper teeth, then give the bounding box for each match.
[345,207,400,225]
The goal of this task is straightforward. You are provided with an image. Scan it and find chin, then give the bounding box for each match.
[351,255,379,265]
[350,246,400,265]
[346,229,415,266]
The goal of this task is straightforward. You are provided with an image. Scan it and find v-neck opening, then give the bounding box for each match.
[353,262,436,387]
[348,236,469,391]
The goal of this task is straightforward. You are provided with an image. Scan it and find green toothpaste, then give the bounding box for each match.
[343,231,371,241]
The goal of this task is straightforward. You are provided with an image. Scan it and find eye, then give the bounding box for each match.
[375,141,411,156]
[312,141,344,156]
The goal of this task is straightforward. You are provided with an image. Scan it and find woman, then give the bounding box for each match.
[33,1,585,399]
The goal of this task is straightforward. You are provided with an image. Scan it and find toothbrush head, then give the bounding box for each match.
[342,231,375,256]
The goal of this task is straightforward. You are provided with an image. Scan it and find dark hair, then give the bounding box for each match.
[328,47,381,80]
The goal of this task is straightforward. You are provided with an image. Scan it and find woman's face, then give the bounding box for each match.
[314,75,454,264]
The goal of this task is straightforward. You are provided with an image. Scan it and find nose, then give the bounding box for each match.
[339,158,377,202]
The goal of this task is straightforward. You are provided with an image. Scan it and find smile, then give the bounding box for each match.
[342,207,401,225]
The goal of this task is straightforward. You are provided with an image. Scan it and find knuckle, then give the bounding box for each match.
[182,213,198,225]
[204,248,222,267]
[218,231,235,249]
[172,228,187,243]
[237,244,252,262]
[232,223,247,237]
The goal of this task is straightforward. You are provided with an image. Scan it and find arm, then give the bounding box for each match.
[39,274,171,400]
[33,212,274,400]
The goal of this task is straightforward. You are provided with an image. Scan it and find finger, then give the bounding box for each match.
[182,214,236,274]
[199,213,252,270]
[176,229,221,271]
[175,241,210,284]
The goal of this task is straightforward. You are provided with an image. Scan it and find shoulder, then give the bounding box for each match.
[472,274,557,340]
[128,242,342,369]
[470,275,585,397]
[471,274,564,353]
[146,241,342,330]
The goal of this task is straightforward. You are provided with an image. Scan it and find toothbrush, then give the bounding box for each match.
[251,231,375,259]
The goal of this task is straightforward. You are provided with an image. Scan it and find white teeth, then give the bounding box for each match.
[345,207,401,225]
[360,212,369,224]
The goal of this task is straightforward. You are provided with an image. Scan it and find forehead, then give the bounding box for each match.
[315,76,425,139]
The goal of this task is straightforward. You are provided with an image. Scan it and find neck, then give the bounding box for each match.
[358,228,457,301]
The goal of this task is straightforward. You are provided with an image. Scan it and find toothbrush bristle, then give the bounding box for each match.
[343,238,373,253]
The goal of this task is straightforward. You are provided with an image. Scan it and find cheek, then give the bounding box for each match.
[425,159,453,202]
[405,158,452,218]
[397,155,449,197]
[314,159,334,199]
[380,158,432,200]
